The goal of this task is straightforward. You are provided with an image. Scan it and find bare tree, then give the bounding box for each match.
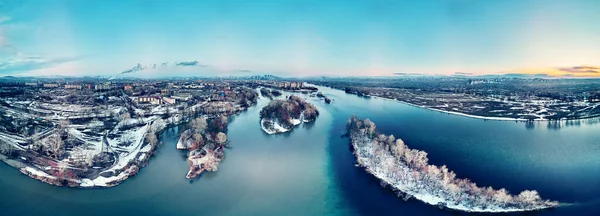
[48,133,64,159]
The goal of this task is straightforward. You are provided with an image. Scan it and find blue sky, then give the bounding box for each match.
[1,0,600,77]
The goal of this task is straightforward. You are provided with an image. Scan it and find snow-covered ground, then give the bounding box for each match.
[261,111,305,134]
[384,97,533,122]
[373,95,596,122]
[349,122,558,213]
[5,117,157,188]
[103,124,150,175]
[261,118,291,134]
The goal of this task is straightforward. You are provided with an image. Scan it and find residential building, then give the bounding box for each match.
[95,84,115,91]
[134,96,162,104]
[64,84,82,89]
[163,97,177,104]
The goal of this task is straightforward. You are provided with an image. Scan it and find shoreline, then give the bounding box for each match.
[370,95,600,122]
[260,118,300,134]
[1,106,250,188]
[311,84,599,122]
[4,124,163,188]
[360,163,554,213]
[347,117,558,213]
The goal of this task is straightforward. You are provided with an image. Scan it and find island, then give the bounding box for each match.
[259,81,318,94]
[259,88,282,100]
[346,116,559,213]
[176,115,228,179]
[259,95,319,134]
[316,92,332,104]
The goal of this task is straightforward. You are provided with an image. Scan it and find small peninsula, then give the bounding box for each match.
[177,116,228,179]
[259,95,319,134]
[0,79,258,188]
[347,116,558,213]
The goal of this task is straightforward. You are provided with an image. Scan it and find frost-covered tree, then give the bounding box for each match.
[393,139,407,158]
[120,112,131,122]
[47,133,64,159]
[517,190,541,205]
[0,141,15,156]
[346,116,558,212]
[386,135,396,145]
[216,132,227,144]
[494,188,513,206]
[190,117,207,133]
[219,115,228,127]
[151,118,166,132]
[192,133,204,149]
[145,131,158,148]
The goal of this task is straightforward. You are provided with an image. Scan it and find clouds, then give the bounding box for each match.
[2,1,600,77]
[453,72,473,76]
[558,66,600,73]
[0,11,83,76]
[120,61,209,75]
[115,61,251,78]
[0,28,5,47]
[0,16,11,49]
[175,61,207,67]
[504,65,600,78]
[393,72,427,76]
[0,54,82,75]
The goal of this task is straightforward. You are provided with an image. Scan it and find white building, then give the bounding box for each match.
[134,96,162,105]
[95,84,115,90]
[163,97,177,104]
[64,84,82,89]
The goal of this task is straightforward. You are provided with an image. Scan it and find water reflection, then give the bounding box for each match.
[547,121,563,130]
[526,121,535,130]
[302,120,316,130]
[2,85,600,216]
[522,117,600,130]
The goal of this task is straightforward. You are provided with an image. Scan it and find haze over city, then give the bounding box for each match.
[1,0,600,77]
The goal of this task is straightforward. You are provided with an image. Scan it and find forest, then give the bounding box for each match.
[259,95,319,130]
[347,116,559,212]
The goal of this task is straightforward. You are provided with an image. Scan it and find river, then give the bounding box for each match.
[1,85,600,215]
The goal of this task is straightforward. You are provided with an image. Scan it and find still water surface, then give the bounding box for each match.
[1,85,600,215]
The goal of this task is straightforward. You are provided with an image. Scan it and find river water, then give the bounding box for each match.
[1,85,600,216]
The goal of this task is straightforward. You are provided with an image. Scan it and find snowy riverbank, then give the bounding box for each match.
[261,118,291,134]
[260,117,303,134]
[259,95,319,135]
[347,117,558,213]
[3,116,172,188]
[373,96,534,122]
[375,95,600,122]
[17,123,154,188]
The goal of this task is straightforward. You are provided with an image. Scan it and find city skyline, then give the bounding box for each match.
[1,0,600,77]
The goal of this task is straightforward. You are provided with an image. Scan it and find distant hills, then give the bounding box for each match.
[2,60,599,81]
